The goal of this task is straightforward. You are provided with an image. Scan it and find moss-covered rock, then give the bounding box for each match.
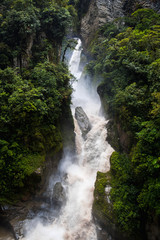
[93,172,113,223]
[93,171,117,238]
[93,171,134,240]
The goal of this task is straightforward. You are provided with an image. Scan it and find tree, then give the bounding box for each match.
[87,8,160,236]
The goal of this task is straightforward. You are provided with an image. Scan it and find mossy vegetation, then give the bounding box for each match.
[93,171,114,223]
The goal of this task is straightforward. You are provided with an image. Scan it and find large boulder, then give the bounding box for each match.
[75,106,91,139]
[52,182,66,206]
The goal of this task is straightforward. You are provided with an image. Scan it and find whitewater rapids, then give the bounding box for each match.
[20,38,113,240]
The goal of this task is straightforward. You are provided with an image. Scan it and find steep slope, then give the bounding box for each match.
[80,0,160,48]
[84,6,160,240]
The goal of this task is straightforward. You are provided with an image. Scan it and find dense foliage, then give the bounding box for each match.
[89,9,160,236]
[93,171,114,223]
[0,0,75,203]
[0,0,78,68]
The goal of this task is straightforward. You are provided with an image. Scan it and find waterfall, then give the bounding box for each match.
[20,39,113,240]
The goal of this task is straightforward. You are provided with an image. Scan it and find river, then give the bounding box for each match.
[19,38,113,240]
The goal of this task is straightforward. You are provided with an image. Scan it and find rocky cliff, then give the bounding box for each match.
[80,0,160,48]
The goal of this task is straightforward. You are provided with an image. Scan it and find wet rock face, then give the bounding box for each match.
[80,0,99,49]
[52,182,66,206]
[81,0,124,48]
[75,106,91,139]
[80,0,160,48]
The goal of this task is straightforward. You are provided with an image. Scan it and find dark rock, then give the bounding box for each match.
[75,106,92,139]
[52,182,66,206]
[60,101,75,152]
[97,83,134,153]
[0,214,17,240]
[106,120,133,153]
[77,0,92,17]
[13,33,35,69]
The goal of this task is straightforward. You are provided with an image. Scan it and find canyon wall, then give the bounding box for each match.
[80,0,160,48]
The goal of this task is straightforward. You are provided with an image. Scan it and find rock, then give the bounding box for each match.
[80,0,160,49]
[106,120,133,153]
[13,33,35,69]
[60,101,76,152]
[123,0,160,15]
[92,172,132,240]
[0,214,17,240]
[75,106,91,139]
[97,83,133,153]
[81,0,124,48]
[52,182,66,206]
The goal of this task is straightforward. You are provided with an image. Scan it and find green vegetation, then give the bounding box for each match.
[0,0,77,68]
[0,0,75,203]
[89,8,160,237]
[93,172,114,223]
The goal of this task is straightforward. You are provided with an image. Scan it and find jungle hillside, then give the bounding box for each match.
[0,0,77,204]
[90,8,160,239]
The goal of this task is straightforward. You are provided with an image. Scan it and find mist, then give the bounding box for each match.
[19,38,113,240]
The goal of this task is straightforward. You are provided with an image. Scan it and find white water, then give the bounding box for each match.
[21,39,113,240]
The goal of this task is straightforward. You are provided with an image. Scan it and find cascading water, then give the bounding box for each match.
[20,38,113,240]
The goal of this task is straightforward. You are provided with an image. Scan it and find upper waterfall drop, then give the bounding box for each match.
[69,38,82,79]
[69,39,101,116]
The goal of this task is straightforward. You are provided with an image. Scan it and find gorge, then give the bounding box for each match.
[17,38,113,240]
[0,0,160,240]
